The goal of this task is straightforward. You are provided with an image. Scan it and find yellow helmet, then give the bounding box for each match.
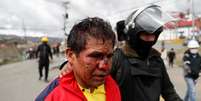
[41,37,48,42]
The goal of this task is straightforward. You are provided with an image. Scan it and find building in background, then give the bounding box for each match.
[159,12,201,41]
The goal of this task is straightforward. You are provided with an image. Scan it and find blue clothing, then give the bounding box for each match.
[35,78,59,101]
[184,77,196,101]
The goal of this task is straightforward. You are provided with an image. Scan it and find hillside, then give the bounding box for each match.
[0,35,64,65]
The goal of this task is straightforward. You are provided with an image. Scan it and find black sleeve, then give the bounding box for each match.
[48,45,53,59]
[161,63,182,101]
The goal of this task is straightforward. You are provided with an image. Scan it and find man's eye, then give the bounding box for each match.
[89,54,103,59]
[91,54,101,58]
[88,53,113,60]
[107,54,113,59]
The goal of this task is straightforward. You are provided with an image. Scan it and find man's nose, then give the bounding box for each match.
[99,59,110,71]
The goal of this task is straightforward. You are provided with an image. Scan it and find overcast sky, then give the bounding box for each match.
[0,0,201,37]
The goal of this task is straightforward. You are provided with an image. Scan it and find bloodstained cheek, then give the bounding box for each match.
[102,63,110,71]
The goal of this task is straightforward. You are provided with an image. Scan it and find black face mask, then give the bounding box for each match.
[127,27,162,59]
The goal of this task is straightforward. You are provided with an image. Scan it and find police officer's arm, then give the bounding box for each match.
[161,62,182,101]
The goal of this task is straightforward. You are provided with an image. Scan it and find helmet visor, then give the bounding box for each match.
[135,6,173,33]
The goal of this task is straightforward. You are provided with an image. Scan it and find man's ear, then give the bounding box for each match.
[65,48,75,63]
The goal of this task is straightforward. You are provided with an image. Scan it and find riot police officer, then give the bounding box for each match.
[111,4,182,101]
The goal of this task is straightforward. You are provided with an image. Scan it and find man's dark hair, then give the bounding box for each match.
[67,17,116,55]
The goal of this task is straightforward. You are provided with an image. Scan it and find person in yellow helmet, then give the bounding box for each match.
[36,36,53,82]
[41,37,48,42]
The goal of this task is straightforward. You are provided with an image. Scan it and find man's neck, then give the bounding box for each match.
[74,73,97,93]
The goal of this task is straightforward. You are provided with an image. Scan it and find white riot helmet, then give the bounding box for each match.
[116,4,173,41]
[124,4,172,34]
[187,40,200,48]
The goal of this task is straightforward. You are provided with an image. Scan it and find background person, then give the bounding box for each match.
[167,48,176,68]
[36,37,53,82]
[183,39,201,101]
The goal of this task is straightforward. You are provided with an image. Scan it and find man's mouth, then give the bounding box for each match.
[93,74,107,81]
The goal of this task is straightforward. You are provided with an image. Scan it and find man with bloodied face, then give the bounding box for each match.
[35,17,121,101]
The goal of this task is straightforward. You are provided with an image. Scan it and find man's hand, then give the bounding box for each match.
[183,64,191,73]
[59,62,73,78]
[187,68,191,73]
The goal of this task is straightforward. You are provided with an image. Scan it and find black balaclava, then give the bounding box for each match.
[127,26,163,59]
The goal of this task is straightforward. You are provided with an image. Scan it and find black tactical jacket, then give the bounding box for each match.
[183,50,201,79]
[110,46,182,101]
[36,43,53,64]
